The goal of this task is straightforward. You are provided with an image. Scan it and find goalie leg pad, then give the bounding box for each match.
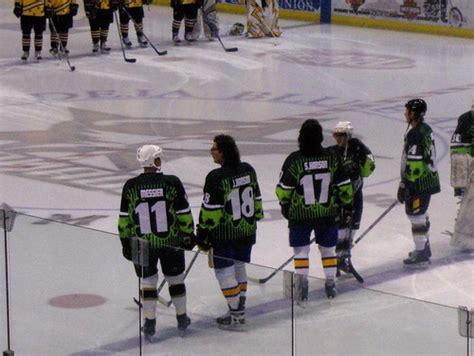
[451,154,472,188]
[453,180,474,249]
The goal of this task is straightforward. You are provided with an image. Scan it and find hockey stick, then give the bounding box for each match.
[201,13,238,52]
[133,249,200,308]
[353,200,399,246]
[114,11,137,63]
[341,228,364,283]
[120,6,167,56]
[248,237,317,284]
[48,17,76,71]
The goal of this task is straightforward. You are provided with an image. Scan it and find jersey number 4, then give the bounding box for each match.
[135,201,168,234]
[300,172,330,205]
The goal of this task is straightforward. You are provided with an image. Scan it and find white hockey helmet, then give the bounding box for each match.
[137,145,163,169]
[333,121,353,135]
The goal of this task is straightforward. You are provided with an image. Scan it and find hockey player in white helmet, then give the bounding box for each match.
[450,98,474,249]
[330,121,375,278]
[118,144,196,339]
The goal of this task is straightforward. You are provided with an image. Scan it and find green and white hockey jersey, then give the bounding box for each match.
[198,162,264,246]
[401,122,441,196]
[118,172,194,248]
[450,110,474,157]
[276,149,353,227]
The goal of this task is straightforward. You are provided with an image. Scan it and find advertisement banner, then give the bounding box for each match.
[333,0,474,29]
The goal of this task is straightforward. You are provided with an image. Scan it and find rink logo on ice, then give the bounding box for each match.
[276,49,415,69]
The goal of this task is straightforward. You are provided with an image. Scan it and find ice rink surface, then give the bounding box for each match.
[0,2,473,355]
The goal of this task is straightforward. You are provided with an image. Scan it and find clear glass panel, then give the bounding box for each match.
[295,275,464,355]
[8,213,140,355]
[142,250,293,355]
[0,220,7,350]
[3,213,467,355]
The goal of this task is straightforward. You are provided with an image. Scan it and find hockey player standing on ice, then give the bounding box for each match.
[48,0,79,56]
[330,121,375,276]
[84,0,119,53]
[13,0,51,61]
[191,0,219,41]
[397,99,441,266]
[246,0,281,38]
[170,0,199,43]
[449,99,474,249]
[119,0,149,48]
[118,145,195,338]
[276,119,353,301]
[196,135,264,331]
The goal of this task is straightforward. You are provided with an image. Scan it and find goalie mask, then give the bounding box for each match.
[137,145,163,170]
[333,121,353,135]
[229,23,245,36]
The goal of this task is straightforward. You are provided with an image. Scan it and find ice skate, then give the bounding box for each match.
[122,36,132,48]
[49,47,58,56]
[35,51,42,61]
[325,279,336,299]
[337,256,352,275]
[172,33,182,45]
[59,47,69,57]
[217,312,246,331]
[296,275,308,307]
[21,51,29,61]
[141,318,156,340]
[184,32,195,43]
[216,296,246,324]
[100,41,111,54]
[137,34,148,47]
[408,240,431,258]
[176,313,191,335]
[92,43,99,54]
[403,248,430,267]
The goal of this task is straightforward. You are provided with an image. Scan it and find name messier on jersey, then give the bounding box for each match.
[232,175,251,188]
[304,160,328,171]
[140,188,164,198]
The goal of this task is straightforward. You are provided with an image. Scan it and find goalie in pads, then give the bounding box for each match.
[246,0,281,38]
[450,99,474,249]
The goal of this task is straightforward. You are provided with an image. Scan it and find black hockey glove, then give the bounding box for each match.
[181,233,197,251]
[45,6,54,18]
[121,237,133,261]
[142,0,151,5]
[196,227,212,252]
[280,203,289,219]
[341,207,353,225]
[13,3,22,18]
[397,181,409,204]
[454,188,464,197]
[70,3,79,16]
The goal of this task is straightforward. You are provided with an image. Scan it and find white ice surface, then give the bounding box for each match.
[0,3,473,355]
